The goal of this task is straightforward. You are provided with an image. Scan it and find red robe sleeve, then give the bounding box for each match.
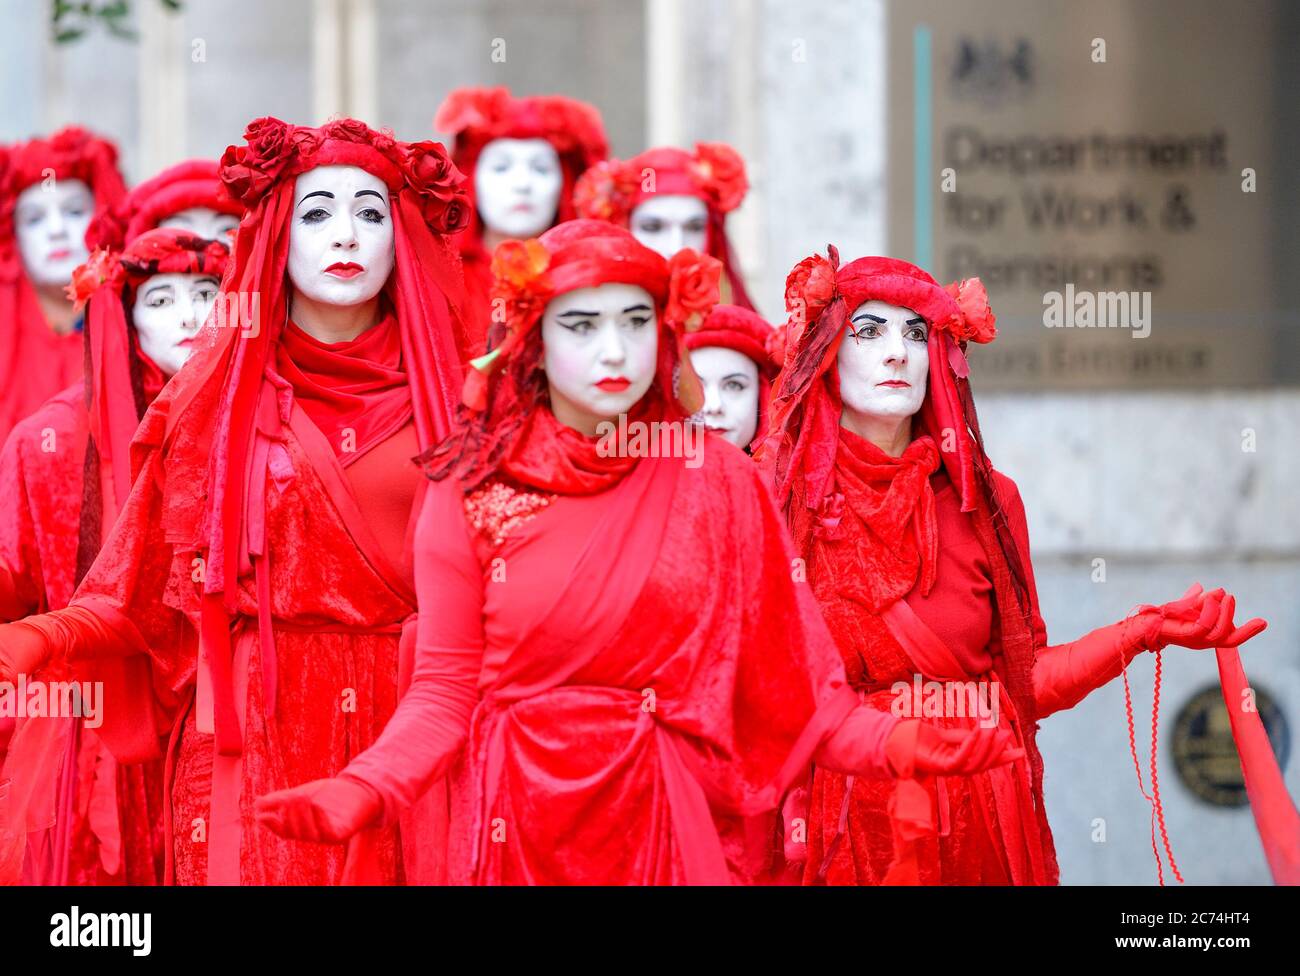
[0,422,50,620]
[339,479,484,825]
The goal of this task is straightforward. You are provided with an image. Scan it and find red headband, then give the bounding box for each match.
[69,226,230,307]
[88,158,241,252]
[462,219,720,415]
[218,117,470,233]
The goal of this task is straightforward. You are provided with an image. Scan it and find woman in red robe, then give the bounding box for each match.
[253,221,1022,885]
[0,127,126,445]
[435,86,608,351]
[574,143,756,310]
[757,250,1269,885]
[0,229,228,886]
[0,117,474,885]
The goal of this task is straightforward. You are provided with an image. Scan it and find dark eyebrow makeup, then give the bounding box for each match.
[297,190,334,205]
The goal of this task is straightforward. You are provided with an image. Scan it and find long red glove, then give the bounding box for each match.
[254,776,385,844]
[814,706,1024,779]
[1034,584,1267,719]
[0,605,143,684]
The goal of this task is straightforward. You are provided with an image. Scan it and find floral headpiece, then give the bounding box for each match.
[218,117,471,235]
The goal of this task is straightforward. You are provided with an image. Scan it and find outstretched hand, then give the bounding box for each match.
[254,777,382,844]
[1143,584,1267,651]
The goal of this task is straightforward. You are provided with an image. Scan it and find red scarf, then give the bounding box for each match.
[500,394,660,495]
[275,312,413,466]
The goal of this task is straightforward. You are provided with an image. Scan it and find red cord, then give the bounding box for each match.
[1149,651,1183,883]
[1122,665,1163,884]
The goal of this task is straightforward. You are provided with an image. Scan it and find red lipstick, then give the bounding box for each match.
[595,377,631,392]
[877,380,911,388]
[324,261,364,279]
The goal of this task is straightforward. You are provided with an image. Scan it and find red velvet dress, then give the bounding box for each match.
[802,429,1052,885]
[340,411,890,884]
[65,320,426,886]
[0,383,164,885]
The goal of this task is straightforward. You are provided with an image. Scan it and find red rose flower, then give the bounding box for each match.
[65,247,122,310]
[665,249,722,333]
[784,252,837,327]
[243,117,290,170]
[692,143,748,213]
[573,159,637,223]
[943,277,997,344]
[402,141,470,233]
[490,238,554,332]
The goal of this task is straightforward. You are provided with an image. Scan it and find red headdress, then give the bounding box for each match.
[684,303,779,451]
[65,227,230,571]
[427,219,721,489]
[0,126,127,441]
[151,117,471,755]
[435,86,609,257]
[573,142,755,311]
[87,158,242,252]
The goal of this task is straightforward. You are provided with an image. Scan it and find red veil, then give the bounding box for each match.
[0,126,126,444]
[574,143,756,312]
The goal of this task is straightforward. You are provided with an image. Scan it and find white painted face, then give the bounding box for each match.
[159,206,240,243]
[837,300,929,422]
[132,271,221,377]
[474,137,563,239]
[630,194,708,259]
[541,283,659,434]
[689,345,759,449]
[14,178,94,287]
[288,164,395,308]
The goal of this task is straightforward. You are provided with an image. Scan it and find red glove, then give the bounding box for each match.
[0,620,54,685]
[1034,584,1267,719]
[883,719,1024,778]
[254,776,385,844]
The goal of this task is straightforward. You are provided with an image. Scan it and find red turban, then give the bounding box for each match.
[574,143,755,311]
[685,303,779,449]
[87,158,242,251]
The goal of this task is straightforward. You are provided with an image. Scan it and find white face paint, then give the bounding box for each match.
[287,165,395,308]
[474,137,563,239]
[541,283,659,435]
[159,206,240,243]
[132,272,221,377]
[837,299,929,423]
[14,178,94,288]
[630,194,709,259]
[688,345,760,449]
